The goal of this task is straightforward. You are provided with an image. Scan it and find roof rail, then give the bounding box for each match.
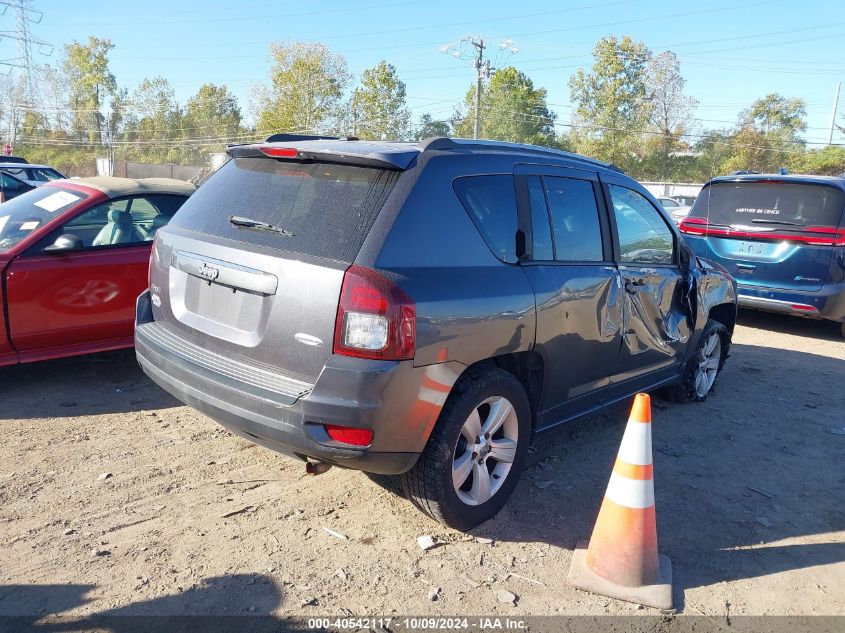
[264,134,359,143]
[417,136,619,172]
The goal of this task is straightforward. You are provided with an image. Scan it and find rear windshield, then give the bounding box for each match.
[0,186,89,253]
[689,182,845,229]
[168,157,400,262]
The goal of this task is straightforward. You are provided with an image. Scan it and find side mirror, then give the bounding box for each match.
[44,233,84,252]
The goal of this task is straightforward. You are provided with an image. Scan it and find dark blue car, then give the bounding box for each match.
[680,174,845,337]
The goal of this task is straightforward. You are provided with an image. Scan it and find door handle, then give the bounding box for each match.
[625,279,645,294]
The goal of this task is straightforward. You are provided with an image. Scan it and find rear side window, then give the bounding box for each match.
[454,175,518,263]
[168,158,400,262]
[690,182,845,229]
[544,176,604,262]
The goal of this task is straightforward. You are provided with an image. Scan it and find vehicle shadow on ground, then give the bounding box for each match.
[736,308,842,341]
[0,349,180,420]
[0,574,307,632]
[471,341,845,611]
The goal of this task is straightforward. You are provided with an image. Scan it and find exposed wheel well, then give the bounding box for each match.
[465,352,544,427]
[708,302,737,335]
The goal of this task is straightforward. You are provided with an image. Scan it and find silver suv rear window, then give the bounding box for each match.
[169,157,399,262]
[690,182,845,229]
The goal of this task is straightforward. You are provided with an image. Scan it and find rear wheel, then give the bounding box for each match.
[400,366,531,531]
[665,319,728,403]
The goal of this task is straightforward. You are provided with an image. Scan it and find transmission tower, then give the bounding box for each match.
[0,0,52,144]
[441,35,518,139]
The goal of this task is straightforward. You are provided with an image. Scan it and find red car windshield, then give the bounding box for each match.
[0,186,89,253]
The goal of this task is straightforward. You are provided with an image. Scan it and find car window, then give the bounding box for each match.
[454,175,519,263]
[59,199,146,248]
[0,187,89,252]
[526,176,553,260]
[688,182,845,229]
[660,198,680,208]
[28,167,64,181]
[610,185,675,265]
[1,168,28,181]
[544,176,604,262]
[168,158,398,263]
[1,172,24,190]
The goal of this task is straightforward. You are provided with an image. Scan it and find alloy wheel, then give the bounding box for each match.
[451,396,519,506]
[694,332,722,398]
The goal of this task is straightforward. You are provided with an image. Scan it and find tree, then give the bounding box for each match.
[643,51,697,180]
[453,67,556,146]
[183,83,242,160]
[414,113,450,141]
[568,36,652,171]
[788,146,845,175]
[349,61,410,140]
[255,42,349,136]
[122,77,184,162]
[720,93,807,174]
[64,36,117,143]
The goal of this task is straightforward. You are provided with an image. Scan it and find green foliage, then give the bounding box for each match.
[350,61,410,140]
[568,36,651,172]
[256,42,349,137]
[787,146,845,176]
[453,67,556,146]
[414,114,450,141]
[63,36,117,142]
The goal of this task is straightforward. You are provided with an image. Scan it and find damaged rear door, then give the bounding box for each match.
[603,181,691,378]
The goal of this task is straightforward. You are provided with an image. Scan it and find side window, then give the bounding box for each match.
[130,195,185,241]
[60,198,144,248]
[526,176,553,260]
[609,185,675,265]
[453,175,518,263]
[1,173,23,190]
[544,176,604,262]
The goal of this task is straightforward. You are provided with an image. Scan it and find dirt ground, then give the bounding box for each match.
[1,309,844,622]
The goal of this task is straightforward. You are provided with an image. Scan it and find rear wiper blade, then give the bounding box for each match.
[229,215,294,237]
[750,218,804,226]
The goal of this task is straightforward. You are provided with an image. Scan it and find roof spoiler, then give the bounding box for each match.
[264,134,359,143]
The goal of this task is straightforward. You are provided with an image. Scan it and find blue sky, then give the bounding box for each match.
[2,0,843,143]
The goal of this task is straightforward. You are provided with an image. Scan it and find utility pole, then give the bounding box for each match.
[828,81,841,146]
[442,35,514,140]
[471,38,489,139]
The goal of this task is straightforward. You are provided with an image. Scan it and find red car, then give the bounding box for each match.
[0,177,195,366]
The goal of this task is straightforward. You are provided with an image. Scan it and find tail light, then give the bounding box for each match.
[148,237,157,288]
[324,424,374,446]
[333,265,415,361]
[679,218,845,246]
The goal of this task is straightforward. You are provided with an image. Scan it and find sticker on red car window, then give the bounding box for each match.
[0,215,8,233]
[20,220,40,231]
[34,190,81,212]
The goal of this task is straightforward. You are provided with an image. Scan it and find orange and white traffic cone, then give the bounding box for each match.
[567,393,672,609]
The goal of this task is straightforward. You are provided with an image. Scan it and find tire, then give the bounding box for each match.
[664,319,728,403]
[400,365,531,531]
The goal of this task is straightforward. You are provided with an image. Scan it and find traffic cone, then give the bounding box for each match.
[566,393,673,609]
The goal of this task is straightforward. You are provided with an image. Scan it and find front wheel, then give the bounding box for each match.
[664,319,728,403]
[400,366,531,531]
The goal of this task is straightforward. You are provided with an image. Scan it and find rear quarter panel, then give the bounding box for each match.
[369,153,537,368]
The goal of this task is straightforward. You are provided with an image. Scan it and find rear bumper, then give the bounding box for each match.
[737,283,845,322]
[135,291,462,475]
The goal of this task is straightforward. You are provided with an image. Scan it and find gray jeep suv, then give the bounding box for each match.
[135,136,737,530]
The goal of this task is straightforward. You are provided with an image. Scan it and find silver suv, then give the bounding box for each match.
[135,136,737,530]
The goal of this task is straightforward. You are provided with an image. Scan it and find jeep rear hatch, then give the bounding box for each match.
[149,154,402,387]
